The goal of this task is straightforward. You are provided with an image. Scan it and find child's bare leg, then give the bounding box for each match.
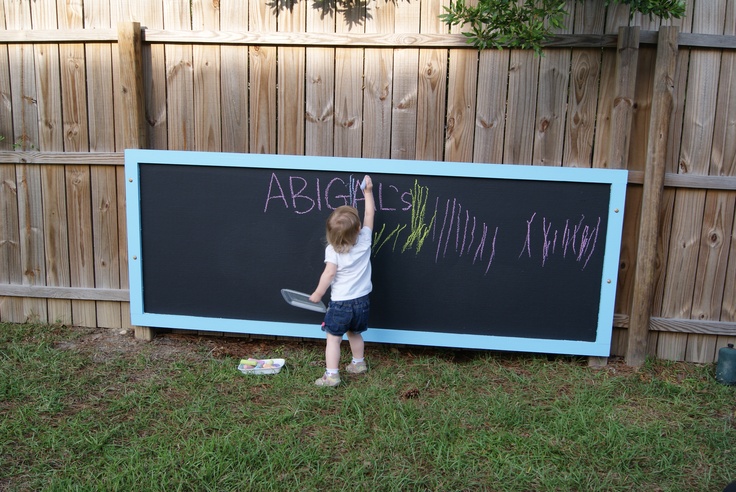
[346,331,364,360]
[325,333,342,370]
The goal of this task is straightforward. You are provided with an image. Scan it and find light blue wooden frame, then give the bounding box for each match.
[125,149,628,356]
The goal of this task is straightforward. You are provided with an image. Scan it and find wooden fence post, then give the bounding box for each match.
[117,22,153,341]
[590,26,641,369]
[625,26,679,367]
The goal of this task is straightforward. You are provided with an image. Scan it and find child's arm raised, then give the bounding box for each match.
[362,175,375,231]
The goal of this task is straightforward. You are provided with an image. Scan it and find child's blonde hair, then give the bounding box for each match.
[326,205,361,253]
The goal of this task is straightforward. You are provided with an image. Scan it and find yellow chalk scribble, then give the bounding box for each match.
[402,180,436,254]
[373,223,407,256]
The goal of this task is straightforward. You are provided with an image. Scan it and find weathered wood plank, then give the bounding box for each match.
[415,0,448,162]
[390,0,420,160]
[123,0,167,149]
[30,0,71,325]
[54,0,96,328]
[164,1,194,151]
[334,0,364,158]
[472,49,508,164]
[91,166,122,328]
[1,28,734,50]
[504,50,539,164]
[599,28,639,329]
[710,8,736,361]
[305,0,335,157]
[6,0,46,323]
[650,317,736,336]
[249,1,277,155]
[0,3,11,154]
[87,1,122,329]
[562,47,599,167]
[220,0,249,154]
[0,284,128,301]
[533,48,569,166]
[602,27,640,170]
[687,192,735,361]
[445,0,478,163]
[626,27,679,366]
[0,163,22,322]
[659,2,725,362]
[117,18,149,337]
[362,0,393,159]
[534,0,573,168]
[191,0,221,153]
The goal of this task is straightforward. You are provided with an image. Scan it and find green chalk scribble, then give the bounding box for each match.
[402,180,436,254]
[373,223,407,256]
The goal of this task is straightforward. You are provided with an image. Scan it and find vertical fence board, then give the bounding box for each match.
[164,1,194,151]
[33,0,71,325]
[600,28,640,355]
[533,49,568,167]
[650,6,694,358]
[390,0,419,160]
[685,2,736,362]
[563,0,601,168]
[0,1,11,152]
[362,0,392,159]
[473,49,508,164]
[250,1,274,156]
[533,1,574,168]
[249,1,276,155]
[125,0,167,149]
[277,1,304,155]
[415,0,447,161]
[718,204,736,353]
[626,27,679,366]
[0,1,20,323]
[6,0,46,323]
[86,0,122,329]
[333,2,364,158]
[0,163,21,322]
[0,4,16,322]
[55,0,96,327]
[711,6,736,355]
[504,50,539,164]
[659,1,725,361]
[305,2,334,156]
[275,0,305,156]
[221,0,249,154]
[192,0,221,153]
[445,0,477,164]
[688,195,734,361]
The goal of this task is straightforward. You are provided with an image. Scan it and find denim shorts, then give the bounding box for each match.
[321,295,370,337]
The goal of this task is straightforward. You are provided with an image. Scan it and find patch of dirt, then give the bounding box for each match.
[54,325,321,363]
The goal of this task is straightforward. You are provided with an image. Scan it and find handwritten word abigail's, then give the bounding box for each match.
[263,172,601,273]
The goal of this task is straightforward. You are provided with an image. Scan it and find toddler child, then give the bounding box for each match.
[309,175,375,387]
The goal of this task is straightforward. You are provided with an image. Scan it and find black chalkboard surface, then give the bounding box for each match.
[126,150,627,356]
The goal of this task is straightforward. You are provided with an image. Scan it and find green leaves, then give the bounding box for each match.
[441,0,686,54]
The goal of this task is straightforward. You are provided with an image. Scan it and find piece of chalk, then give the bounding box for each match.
[360,179,366,190]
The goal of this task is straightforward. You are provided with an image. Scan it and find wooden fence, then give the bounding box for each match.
[1,0,735,363]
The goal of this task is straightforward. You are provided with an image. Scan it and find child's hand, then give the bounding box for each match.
[363,175,373,192]
[309,292,322,303]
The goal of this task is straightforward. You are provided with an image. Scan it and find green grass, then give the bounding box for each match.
[1,322,734,491]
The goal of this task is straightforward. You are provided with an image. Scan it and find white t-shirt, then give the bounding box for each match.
[325,226,372,301]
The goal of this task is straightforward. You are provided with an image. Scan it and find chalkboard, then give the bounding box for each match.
[125,150,627,356]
